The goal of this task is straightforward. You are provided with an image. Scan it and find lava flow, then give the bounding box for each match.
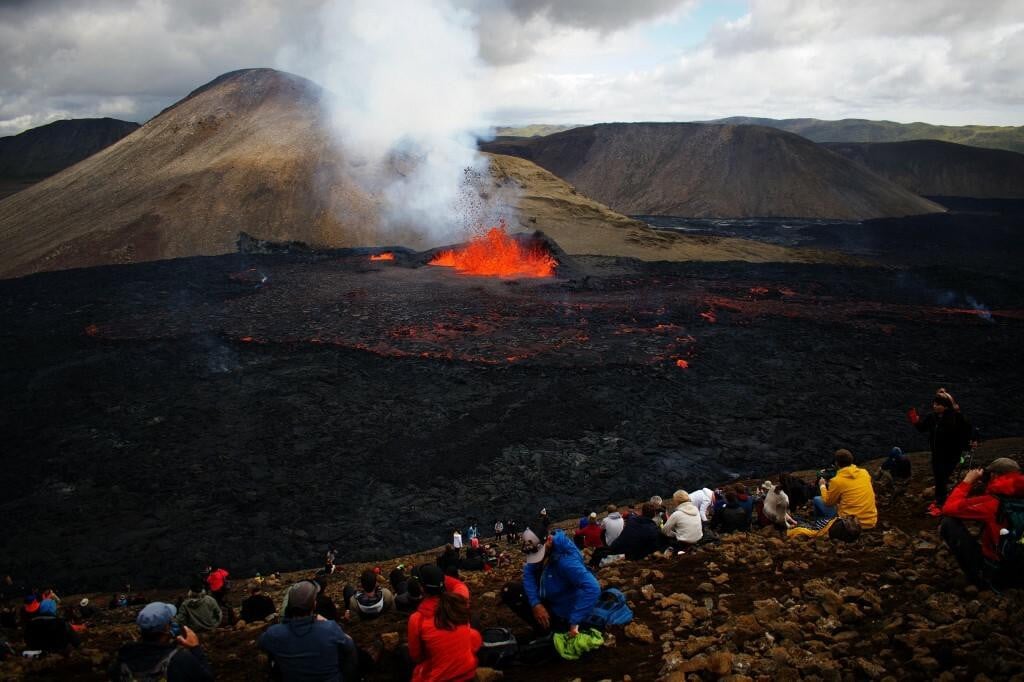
[369,252,395,261]
[429,224,557,278]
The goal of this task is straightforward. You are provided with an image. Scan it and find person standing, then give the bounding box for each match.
[493,520,504,540]
[909,388,974,515]
[452,529,463,553]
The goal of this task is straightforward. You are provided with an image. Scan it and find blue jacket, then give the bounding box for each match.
[522,531,600,626]
[258,616,357,681]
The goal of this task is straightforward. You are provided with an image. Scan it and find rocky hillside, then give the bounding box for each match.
[0,118,139,180]
[481,123,944,220]
[3,440,1021,681]
[824,140,1024,199]
[710,117,1024,154]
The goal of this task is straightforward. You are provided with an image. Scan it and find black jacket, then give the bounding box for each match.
[239,594,276,623]
[25,616,79,653]
[108,641,213,682]
[916,411,972,466]
[608,516,660,560]
[711,504,750,534]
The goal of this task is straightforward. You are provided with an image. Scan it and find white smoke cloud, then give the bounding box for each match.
[301,0,499,244]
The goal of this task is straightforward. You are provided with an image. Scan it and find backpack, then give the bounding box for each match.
[476,627,518,669]
[581,588,633,631]
[118,649,178,682]
[996,496,1024,571]
[828,515,862,543]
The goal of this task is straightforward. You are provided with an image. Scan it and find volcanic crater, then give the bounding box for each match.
[2,221,1023,593]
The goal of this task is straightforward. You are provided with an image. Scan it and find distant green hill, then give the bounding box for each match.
[493,124,580,138]
[707,117,1024,154]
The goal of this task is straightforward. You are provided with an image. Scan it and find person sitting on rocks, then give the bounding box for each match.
[649,496,667,527]
[258,581,357,681]
[762,485,797,532]
[314,576,340,622]
[436,544,461,578]
[25,599,79,655]
[408,564,481,682]
[940,457,1024,589]
[661,490,703,551]
[176,583,222,632]
[78,598,97,621]
[688,488,716,525]
[875,446,913,496]
[574,512,605,549]
[344,570,395,621]
[790,449,877,538]
[780,472,814,511]
[394,575,425,614]
[589,502,662,568]
[710,487,751,534]
[459,546,487,571]
[203,566,230,606]
[239,585,275,623]
[502,529,599,637]
[601,504,625,546]
[109,602,213,682]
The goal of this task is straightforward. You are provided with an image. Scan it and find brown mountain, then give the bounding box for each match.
[823,140,1024,199]
[481,122,944,220]
[0,69,832,279]
[0,117,139,199]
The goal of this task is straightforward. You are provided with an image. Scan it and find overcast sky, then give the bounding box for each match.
[1,0,1021,136]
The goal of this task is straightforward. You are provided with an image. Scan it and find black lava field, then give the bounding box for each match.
[2,213,1023,592]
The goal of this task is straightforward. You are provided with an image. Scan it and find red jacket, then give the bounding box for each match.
[408,585,480,682]
[942,472,1024,560]
[206,568,229,593]
[575,523,605,548]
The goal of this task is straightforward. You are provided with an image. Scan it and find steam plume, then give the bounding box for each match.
[309,0,497,244]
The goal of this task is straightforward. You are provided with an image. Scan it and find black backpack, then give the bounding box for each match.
[477,627,518,669]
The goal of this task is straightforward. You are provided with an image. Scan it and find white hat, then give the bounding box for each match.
[80,598,89,607]
[521,528,546,564]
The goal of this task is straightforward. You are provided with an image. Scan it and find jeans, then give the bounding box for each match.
[813,496,837,521]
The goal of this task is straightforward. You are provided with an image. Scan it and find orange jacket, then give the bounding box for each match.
[943,472,1024,560]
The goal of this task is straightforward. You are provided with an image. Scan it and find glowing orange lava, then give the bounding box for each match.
[675,359,690,369]
[370,252,395,261]
[429,225,556,278]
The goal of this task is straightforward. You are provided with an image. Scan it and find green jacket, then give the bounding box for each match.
[176,594,222,632]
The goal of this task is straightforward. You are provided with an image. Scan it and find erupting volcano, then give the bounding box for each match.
[429,224,557,278]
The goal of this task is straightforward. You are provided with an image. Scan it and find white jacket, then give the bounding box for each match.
[662,503,703,543]
[688,488,715,522]
[763,489,790,524]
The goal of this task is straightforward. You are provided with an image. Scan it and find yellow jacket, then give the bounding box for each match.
[820,464,877,528]
[788,464,878,539]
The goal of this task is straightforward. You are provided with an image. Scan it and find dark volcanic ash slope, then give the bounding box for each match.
[0,117,139,180]
[824,140,1024,199]
[481,123,943,220]
[1,242,1022,591]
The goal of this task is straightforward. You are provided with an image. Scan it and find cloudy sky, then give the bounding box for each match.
[1,0,1021,136]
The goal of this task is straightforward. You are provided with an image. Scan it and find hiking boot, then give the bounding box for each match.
[927,503,943,517]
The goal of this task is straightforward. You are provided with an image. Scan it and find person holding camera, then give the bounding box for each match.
[790,449,877,538]
[908,387,974,516]
[940,458,1024,589]
[108,602,213,681]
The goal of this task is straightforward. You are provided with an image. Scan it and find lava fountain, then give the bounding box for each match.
[429,224,557,278]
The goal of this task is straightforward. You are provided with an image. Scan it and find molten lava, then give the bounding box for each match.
[370,252,395,261]
[675,359,690,369]
[429,225,556,278]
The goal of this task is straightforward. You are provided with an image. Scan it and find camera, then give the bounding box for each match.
[817,468,837,482]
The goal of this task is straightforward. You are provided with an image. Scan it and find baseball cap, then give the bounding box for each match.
[521,528,546,564]
[986,458,1021,475]
[137,602,177,632]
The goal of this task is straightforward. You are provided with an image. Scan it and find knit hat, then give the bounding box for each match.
[986,457,1021,474]
[521,528,546,564]
[80,598,90,608]
[589,512,597,519]
[136,602,176,632]
[889,447,903,459]
[286,580,320,612]
[672,490,690,505]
